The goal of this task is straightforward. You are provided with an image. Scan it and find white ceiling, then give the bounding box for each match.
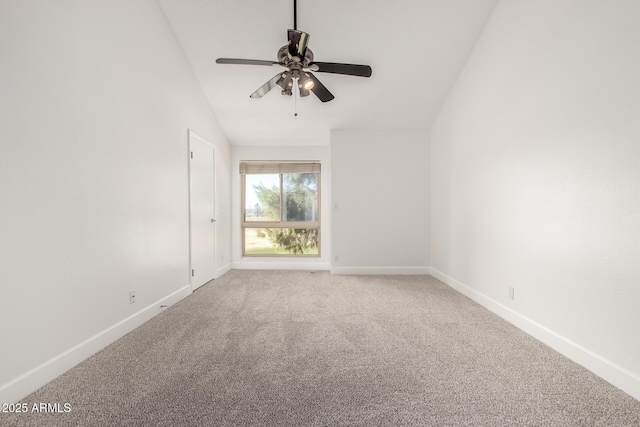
[158,0,496,146]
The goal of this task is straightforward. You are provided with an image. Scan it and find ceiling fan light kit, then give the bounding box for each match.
[215,1,372,104]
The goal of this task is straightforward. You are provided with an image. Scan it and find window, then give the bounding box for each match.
[241,161,320,256]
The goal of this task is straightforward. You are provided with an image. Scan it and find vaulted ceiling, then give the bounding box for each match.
[158,0,496,146]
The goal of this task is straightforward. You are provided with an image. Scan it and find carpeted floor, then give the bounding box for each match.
[3,270,640,426]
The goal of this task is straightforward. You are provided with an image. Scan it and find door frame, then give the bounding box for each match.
[188,129,216,289]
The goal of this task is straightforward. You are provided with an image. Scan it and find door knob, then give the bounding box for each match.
[211,219,215,223]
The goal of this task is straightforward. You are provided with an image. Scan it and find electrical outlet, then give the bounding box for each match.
[129,290,136,304]
[508,287,515,300]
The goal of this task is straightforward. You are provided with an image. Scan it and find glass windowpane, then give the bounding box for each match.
[283,173,318,222]
[244,174,280,221]
[244,228,319,255]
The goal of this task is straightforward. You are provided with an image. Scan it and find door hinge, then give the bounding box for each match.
[191,269,194,277]
[190,151,193,159]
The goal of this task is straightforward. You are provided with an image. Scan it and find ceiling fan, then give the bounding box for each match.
[215,0,372,103]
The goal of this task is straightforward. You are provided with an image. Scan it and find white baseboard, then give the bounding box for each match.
[0,285,192,404]
[331,266,431,275]
[429,268,640,401]
[232,261,331,271]
[216,262,232,278]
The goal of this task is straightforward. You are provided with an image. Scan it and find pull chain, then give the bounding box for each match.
[294,78,298,117]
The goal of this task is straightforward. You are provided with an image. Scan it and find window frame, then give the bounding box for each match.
[240,161,321,257]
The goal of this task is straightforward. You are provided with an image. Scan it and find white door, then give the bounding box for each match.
[189,130,216,291]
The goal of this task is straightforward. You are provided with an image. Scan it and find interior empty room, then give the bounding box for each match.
[1,0,639,425]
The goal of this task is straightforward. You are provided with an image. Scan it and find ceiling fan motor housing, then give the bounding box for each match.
[279,31,314,67]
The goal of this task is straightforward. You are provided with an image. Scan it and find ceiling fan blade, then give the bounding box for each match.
[287,30,310,59]
[250,72,286,99]
[216,58,280,67]
[308,62,372,78]
[307,73,334,103]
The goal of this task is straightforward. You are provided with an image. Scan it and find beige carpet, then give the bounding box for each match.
[3,270,640,426]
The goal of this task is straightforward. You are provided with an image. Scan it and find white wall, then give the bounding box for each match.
[0,0,230,403]
[430,0,640,399]
[231,145,331,270]
[331,130,430,274]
